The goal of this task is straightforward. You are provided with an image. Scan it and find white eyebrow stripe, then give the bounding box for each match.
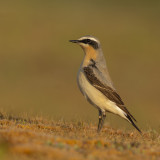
[78,37,100,43]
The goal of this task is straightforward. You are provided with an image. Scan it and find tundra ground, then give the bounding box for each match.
[0,112,159,160]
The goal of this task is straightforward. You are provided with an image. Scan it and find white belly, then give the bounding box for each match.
[77,71,126,119]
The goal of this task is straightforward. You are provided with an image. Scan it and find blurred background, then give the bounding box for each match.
[0,0,160,131]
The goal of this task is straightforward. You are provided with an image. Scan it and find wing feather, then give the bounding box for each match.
[83,66,136,122]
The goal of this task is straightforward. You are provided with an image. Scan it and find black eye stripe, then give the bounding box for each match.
[80,39,91,44]
[79,39,99,49]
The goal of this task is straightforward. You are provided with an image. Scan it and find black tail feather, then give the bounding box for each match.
[126,115,142,133]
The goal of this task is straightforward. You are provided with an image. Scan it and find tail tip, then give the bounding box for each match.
[126,115,142,134]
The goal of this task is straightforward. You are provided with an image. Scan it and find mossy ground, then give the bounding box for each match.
[0,112,159,160]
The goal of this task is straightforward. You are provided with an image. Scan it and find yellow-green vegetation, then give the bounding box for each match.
[0,112,159,160]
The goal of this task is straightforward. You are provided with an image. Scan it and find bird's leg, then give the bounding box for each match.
[98,110,102,132]
[97,110,106,133]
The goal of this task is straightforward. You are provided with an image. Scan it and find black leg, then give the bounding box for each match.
[97,110,106,133]
[98,110,102,132]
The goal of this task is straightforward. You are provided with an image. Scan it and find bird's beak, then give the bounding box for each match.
[69,40,80,43]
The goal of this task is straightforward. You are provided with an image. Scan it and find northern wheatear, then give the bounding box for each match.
[69,35,141,133]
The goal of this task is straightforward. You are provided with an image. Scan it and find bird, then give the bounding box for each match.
[69,35,141,133]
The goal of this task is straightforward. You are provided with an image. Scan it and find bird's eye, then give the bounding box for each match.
[86,39,91,43]
[80,39,92,44]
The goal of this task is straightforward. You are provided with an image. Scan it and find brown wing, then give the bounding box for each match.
[83,67,136,121]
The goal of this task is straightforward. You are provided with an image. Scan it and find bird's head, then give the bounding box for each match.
[69,35,101,51]
[69,36,104,65]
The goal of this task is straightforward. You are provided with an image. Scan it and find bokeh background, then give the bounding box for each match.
[0,0,160,131]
